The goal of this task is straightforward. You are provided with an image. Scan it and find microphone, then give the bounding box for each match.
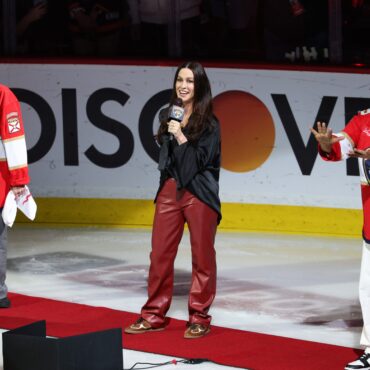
[168,98,184,140]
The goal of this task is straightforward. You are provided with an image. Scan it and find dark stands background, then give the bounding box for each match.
[0,0,368,67]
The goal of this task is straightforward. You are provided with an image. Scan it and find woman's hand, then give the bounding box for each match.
[310,121,343,153]
[167,119,181,137]
[168,120,187,144]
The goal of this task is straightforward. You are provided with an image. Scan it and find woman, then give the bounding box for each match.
[125,61,221,339]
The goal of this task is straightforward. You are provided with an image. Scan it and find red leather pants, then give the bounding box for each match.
[141,178,218,328]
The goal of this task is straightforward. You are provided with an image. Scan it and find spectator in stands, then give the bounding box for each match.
[343,0,370,64]
[67,0,127,57]
[301,0,329,63]
[197,0,228,58]
[262,0,305,62]
[16,1,70,56]
[126,0,202,57]
[226,0,260,58]
[16,1,47,54]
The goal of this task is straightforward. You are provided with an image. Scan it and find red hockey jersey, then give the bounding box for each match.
[319,109,370,241]
[0,84,30,207]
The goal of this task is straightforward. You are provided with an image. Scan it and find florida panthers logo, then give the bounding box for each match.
[6,112,21,134]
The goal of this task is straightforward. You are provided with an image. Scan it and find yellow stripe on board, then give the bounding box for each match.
[15,198,362,238]
[221,203,362,237]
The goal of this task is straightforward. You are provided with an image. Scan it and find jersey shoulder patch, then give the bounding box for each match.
[6,112,21,134]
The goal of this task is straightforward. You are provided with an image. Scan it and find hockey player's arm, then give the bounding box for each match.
[348,147,370,160]
[1,101,29,187]
[3,135,29,187]
[311,121,347,161]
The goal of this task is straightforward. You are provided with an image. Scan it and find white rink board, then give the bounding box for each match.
[0,63,365,209]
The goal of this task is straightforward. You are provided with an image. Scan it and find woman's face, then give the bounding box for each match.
[176,68,195,107]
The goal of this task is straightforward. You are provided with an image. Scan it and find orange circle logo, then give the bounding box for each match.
[213,90,275,173]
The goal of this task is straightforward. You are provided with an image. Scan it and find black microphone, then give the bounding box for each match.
[168,98,184,140]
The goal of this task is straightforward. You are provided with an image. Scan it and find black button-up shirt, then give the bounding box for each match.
[156,108,222,224]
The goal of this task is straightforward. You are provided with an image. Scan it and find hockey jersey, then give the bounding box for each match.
[0,84,30,207]
[319,109,370,241]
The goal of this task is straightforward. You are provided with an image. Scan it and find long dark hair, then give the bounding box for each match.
[157,61,214,143]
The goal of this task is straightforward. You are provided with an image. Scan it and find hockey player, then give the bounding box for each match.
[312,112,370,370]
[0,84,30,308]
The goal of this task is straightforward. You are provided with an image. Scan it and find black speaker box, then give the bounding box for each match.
[2,320,123,370]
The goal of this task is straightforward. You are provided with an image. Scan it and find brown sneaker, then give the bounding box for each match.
[184,324,210,339]
[124,318,165,334]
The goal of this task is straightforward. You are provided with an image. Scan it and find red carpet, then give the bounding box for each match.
[0,292,358,370]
